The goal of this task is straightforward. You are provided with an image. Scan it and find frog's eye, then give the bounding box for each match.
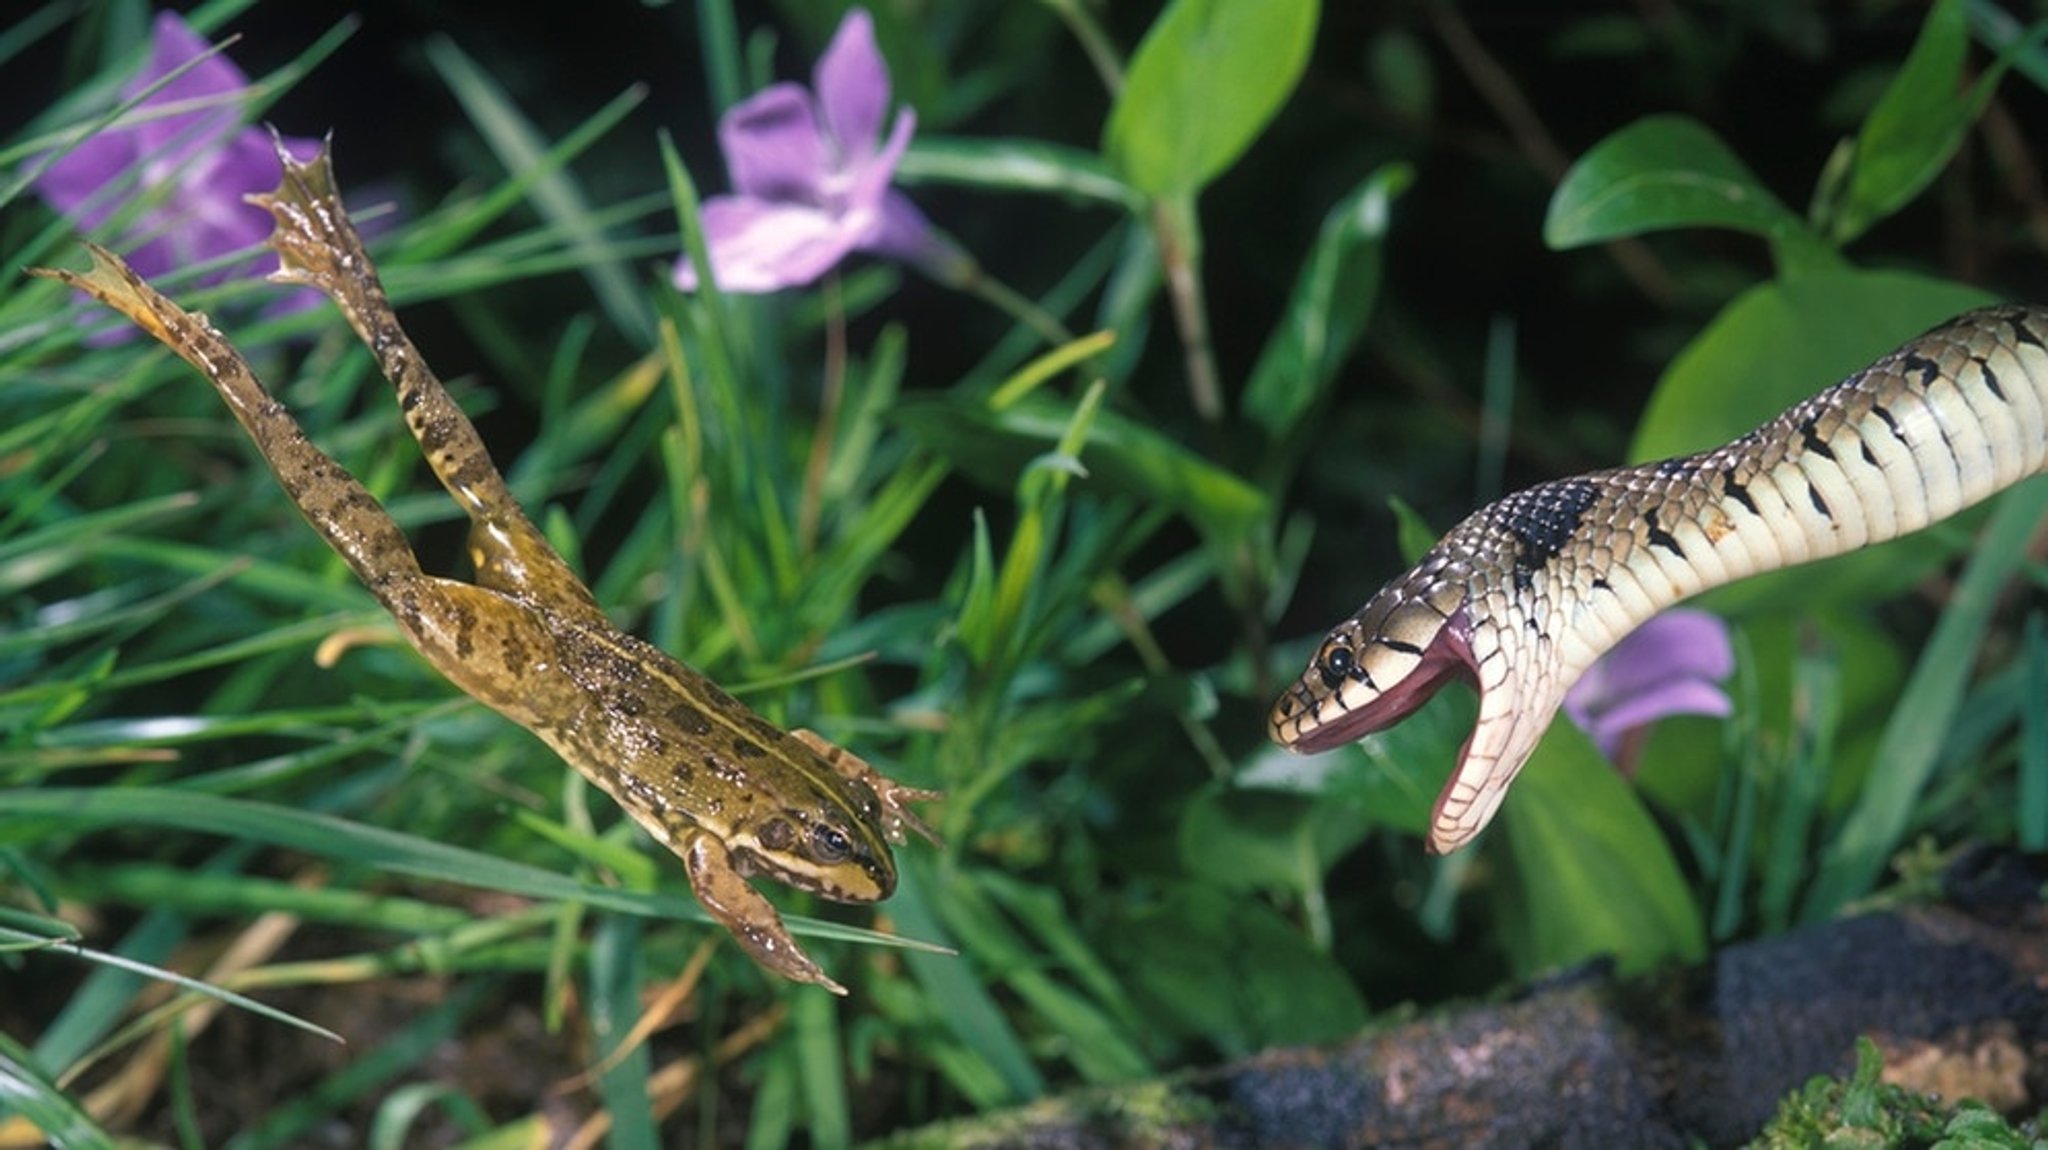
[810,823,852,864]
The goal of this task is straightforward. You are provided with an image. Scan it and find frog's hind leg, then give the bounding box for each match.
[247,139,602,619]
[31,247,423,598]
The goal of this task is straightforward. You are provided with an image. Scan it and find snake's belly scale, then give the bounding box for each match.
[1270,305,2048,854]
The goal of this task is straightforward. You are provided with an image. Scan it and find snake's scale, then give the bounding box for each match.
[1269,304,2048,853]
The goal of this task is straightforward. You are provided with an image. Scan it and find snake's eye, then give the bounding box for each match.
[1318,643,1355,689]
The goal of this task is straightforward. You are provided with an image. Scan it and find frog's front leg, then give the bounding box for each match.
[790,730,942,847]
[680,826,845,996]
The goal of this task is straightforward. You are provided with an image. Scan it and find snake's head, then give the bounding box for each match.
[1269,564,1478,755]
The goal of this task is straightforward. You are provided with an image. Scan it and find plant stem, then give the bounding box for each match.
[1153,195,1222,420]
[1042,0,1126,95]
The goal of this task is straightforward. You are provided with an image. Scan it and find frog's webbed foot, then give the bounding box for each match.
[29,244,218,370]
[791,729,943,847]
[681,828,846,996]
[243,134,367,302]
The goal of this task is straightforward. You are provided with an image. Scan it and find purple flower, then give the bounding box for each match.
[1564,608,1734,765]
[675,8,939,294]
[35,12,320,288]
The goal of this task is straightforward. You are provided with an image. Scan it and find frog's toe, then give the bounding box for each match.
[734,929,847,997]
[878,783,944,847]
[790,728,943,846]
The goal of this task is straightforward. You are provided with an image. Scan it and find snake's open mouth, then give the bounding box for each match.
[1285,609,1480,755]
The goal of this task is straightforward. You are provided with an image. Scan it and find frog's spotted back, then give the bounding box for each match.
[32,140,940,996]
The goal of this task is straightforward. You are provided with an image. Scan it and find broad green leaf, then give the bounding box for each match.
[1242,163,1412,440]
[1545,115,1807,248]
[1492,721,1705,975]
[1109,884,1366,1057]
[1177,783,1370,897]
[1824,0,2016,244]
[1628,270,1995,615]
[1103,0,1320,196]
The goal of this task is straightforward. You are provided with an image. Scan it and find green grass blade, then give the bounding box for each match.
[0,1029,115,1150]
[1,924,340,1044]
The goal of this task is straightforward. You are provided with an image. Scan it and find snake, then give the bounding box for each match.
[1268,304,2048,854]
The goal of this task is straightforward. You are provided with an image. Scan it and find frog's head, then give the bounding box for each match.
[730,775,896,904]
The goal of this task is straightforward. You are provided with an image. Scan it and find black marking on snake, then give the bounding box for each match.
[2010,314,2047,354]
[1806,480,1832,519]
[1652,456,1694,478]
[1899,352,1942,391]
[1798,416,1836,461]
[1722,471,1760,516]
[1873,404,1906,442]
[1644,507,1684,558]
[1974,355,2008,403]
[1859,439,1879,467]
[1379,638,1424,656]
[1591,576,1612,592]
[1502,479,1599,591]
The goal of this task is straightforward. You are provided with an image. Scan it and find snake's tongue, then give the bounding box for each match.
[1288,610,1481,755]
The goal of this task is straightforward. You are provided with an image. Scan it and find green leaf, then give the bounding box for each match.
[892,394,1268,551]
[1824,0,2018,244]
[1628,270,1996,615]
[1387,495,1441,567]
[1545,114,1808,248]
[1492,721,1706,975]
[900,136,1140,210]
[1177,783,1370,898]
[1242,164,1411,440]
[1103,0,1320,196]
[1110,884,1366,1057]
[0,1029,114,1150]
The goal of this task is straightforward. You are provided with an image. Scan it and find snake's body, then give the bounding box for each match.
[1270,305,2048,854]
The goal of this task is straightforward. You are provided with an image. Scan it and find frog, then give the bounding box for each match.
[31,140,940,996]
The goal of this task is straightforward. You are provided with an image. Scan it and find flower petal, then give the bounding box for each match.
[1582,678,1733,757]
[134,12,251,101]
[860,188,935,262]
[719,82,830,203]
[1597,609,1735,688]
[34,130,143,226]
[814,8,890,161]
[676,195,861,293]
[847,107,916,216]
[133,13,249,164]
[1564,607,1735,758]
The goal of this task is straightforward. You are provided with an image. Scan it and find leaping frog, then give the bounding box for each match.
[33,140,940,995]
